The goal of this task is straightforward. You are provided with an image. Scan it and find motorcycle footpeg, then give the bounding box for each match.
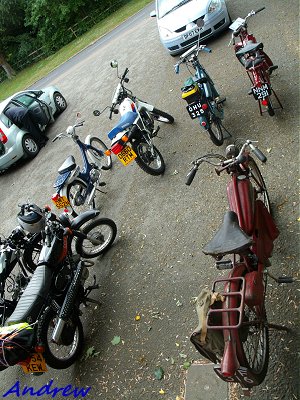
[215,260,233,270]
[151,126,160,138]
[277,276,294,284]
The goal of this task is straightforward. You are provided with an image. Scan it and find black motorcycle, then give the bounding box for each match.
[1,205,117,370]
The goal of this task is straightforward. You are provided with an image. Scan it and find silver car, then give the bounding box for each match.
[151,0,231,56]
[0,87,67,172]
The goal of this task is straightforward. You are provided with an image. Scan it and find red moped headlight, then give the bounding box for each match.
[111,142,124,155]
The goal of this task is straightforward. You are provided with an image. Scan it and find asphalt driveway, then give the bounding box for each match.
[0,1,299,399]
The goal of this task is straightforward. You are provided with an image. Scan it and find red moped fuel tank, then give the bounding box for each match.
[227,176,254,236]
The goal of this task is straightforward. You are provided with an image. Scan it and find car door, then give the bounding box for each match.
[13,92,51,128]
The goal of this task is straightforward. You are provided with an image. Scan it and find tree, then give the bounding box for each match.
[0,0,26,78]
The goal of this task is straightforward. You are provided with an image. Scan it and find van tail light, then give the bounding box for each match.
[0,128,8,144]
[111,142,124,155]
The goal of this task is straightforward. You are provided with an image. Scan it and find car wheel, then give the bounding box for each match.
[22,134,39,159]
[53,92,67,113]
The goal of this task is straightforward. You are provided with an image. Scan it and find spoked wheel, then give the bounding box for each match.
[238,304,269,385]
[23,233,43,273]
[87,137,112,170]
[150,108,174,124]
[40,308,84,369]
[132,140,165,175]
[265,97,275,116]
[247,157,271,212]
[67,180,95,217]
[207,115,224,146]
[75,218,117,258]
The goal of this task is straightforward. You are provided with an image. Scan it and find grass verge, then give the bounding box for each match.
[0,0,153,101]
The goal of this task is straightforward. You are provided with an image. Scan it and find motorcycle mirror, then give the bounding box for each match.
[110,60,118,69]
[76,112,82,118]
[93,110,101,116]
[196,18,204,28]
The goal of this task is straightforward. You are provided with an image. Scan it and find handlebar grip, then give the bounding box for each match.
[255,6,265,14]
[203,47,212,53]
[174,64,180,74]
[52,137,58,142]
[186,166,198,186]
[122,68,129,80]
[251,146,267,163]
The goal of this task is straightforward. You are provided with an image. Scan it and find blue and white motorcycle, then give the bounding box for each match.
[93,61,174,176]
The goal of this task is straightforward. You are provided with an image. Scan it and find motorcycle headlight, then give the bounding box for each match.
[159,26,177,40]
[208,0,221,13]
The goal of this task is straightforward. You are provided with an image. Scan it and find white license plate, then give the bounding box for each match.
[186,101,205,119]
[251,84,271,100]
[183,28,200,40]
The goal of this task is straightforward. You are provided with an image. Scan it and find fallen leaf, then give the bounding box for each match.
[154,366,164,380]
[267,148,272,153]
[111,336,121,345]
[183,361,191,369]
[159,389,165,395]
[135,315,141,321]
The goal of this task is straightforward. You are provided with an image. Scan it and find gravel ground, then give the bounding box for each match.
[0,1,299,399]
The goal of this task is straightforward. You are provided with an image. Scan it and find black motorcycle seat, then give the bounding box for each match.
[6,265,52,325]
[58,155,76,174]
[203,211,253,257]
[235,42,263,57]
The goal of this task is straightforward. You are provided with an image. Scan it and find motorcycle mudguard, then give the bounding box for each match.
[71,210,100,230]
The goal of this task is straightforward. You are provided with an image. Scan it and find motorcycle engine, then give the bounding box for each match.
[54,264,71,292]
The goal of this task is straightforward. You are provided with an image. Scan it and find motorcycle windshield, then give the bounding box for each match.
[108,111,138,140]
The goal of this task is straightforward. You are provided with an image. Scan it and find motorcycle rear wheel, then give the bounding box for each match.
[67,180,95,217]
[75,218,117,258]
[132,140,165,175]
[151,108,174,124]
[41,308,84,369]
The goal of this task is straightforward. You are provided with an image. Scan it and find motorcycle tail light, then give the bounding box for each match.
[35,345,45,353]
[0,128,8,144]
[201,121,207,127]
[202,103,208,110]
[51,193,60,202]
[261,99,268,106]
[111,142,124,155]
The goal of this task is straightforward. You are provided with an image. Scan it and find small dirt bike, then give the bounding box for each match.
[52,116,112,217]
[186,140,293,395]
[1,204,117,372]
[0,204,42,325]
[229,7,282,116]
[93,60,174,176]
[174,19,227,146]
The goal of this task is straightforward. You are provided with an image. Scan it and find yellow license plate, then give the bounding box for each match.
[117,145,137,166]
[52,195,70,209]
[21,353,48,374]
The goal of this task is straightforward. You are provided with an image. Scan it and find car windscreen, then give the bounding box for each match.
[157,0,193,18]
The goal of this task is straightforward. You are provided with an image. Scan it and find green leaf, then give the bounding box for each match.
[86,346,95,357]
[111,336,121,345]
[154,366,164,380]
[183,361,191,370]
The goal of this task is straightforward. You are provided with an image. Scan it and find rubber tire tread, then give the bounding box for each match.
[75,218,117,258]
[151,108,174,124]
[132,140,165,175]
[66,180,95,218]
[40,308,84,369]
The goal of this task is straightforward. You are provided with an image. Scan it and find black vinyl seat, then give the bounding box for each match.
[203,211,253,257]
[235,42,263,57]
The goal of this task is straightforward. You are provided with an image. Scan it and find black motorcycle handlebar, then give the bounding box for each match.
[255,6,266,14]
[186,165,198,186]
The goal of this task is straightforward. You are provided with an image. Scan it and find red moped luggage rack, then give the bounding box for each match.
[207,277,245,329]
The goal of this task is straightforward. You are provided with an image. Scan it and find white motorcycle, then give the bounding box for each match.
[93,60,174,176]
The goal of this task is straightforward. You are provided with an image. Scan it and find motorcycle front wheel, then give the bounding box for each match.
[23,233,43,273]
[87,137,112,170]
[40,308,84,369]
[75,218,117,258]
[67,180,95,217]
[132,140,165,175]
